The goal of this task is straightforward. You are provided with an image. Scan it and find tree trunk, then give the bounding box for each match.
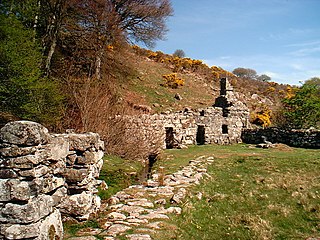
[95,49,103,80]
[45,36,57,75]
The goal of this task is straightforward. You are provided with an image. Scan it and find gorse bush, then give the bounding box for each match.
[250,104,272,128]
[162,73,185,89]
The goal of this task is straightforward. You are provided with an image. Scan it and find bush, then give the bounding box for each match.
[161,73,185,89]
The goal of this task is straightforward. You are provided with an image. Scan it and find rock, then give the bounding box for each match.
[1,209,62,240]
[0,179,11,202]
[146,221,162,229]
[153,103,160,108]
[119,205,150,216]
[9,180,32,201]
[171,188,187,204]
[68,237,97,240]
[174,93,182,100]
[107,212,127,221]
[108,197,120,205]
[166,207,182,215]
[63,168,89,183]
[19,165,50,178]
[36,209,63,240]
[48,135,70,161]
[1,195,54,224]
[2,155,44,169]
[65,133,104,151]
[0,169,18,179]
[0,145,36,157]
[154,199,166,205]
[126,234,152,240]
[106,224,131,236]
[0,121,50,146]
[127,199,154,208]
[138,213,169,220]
[82,151,104,165]
[59,192,101,220]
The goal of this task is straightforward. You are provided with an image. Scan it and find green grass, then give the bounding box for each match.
[98,155,145,200]
[152,144,320,240]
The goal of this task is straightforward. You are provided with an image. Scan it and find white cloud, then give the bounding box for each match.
[202,54,320,85]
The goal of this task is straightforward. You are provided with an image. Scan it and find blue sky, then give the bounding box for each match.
[153,0,320,85]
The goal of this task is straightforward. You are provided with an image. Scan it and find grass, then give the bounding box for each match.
[127,58,214,113]
[98,154,145,200]
[152,144,320,240]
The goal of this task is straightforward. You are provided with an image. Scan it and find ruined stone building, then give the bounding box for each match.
[131,78,250,150]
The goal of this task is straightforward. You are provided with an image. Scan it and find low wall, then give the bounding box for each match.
[241,128,320,148]
[0,121,105,240]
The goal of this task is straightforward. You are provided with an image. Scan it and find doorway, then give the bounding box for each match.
[196,125,205,145]
[165,127,174,149]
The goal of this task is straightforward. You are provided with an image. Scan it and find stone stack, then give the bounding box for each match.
[0,121,105,240]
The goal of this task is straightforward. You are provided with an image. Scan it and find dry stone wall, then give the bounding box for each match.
[241,127,320,148]
[131,78,250,150]
[0,121,105,240]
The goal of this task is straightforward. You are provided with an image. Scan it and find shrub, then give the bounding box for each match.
[250,104,272,128]
[161,73,185,89]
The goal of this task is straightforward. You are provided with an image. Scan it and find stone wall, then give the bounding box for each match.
[241,128,320,148]
[131,78,250,150]
[0,121,105,240]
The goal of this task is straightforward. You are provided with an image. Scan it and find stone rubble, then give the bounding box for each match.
[67,155,215,239]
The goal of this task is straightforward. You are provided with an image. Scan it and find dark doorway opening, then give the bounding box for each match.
[222,124,228,134]
[200,110,205,116]
[165,127,174,149]
[196,125,205,145]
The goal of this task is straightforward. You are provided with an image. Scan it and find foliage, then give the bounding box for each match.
[173,49,186,58]
[250,104,272,128]
[282,79,320,129]
[154,144,320,240]
[0,14,64,126]
[257,74,271,82]
[162,73,185,89]
[232,67,257,79]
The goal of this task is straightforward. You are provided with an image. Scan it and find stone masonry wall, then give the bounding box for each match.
[132,106,249,150]
[0,121,105,240]
[241,128,320,148]
[131,78,250,150]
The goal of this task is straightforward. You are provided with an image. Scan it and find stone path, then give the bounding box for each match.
[66,155,215,240]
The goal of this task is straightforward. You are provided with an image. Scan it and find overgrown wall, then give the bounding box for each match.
[0,121,104,240]
[241,128,320,148]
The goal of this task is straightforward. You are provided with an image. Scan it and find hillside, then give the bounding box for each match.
[114,46,290,124]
